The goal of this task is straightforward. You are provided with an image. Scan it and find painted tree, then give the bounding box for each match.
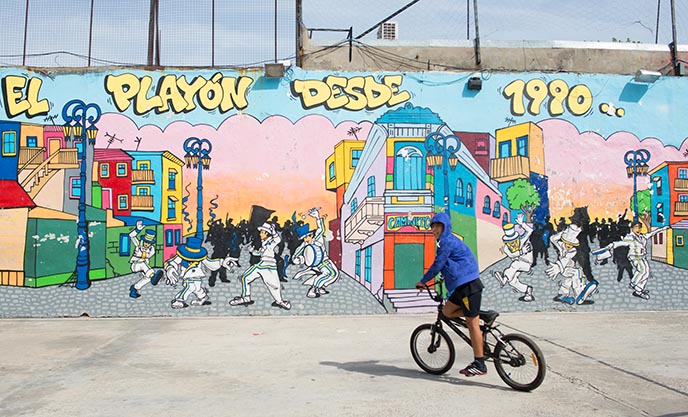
[632,189,652,231]
[506,178,541,223]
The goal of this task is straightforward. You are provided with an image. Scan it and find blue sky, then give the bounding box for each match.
[0,0,685,67]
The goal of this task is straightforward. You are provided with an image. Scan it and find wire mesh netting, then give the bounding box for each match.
[0,0,685,68]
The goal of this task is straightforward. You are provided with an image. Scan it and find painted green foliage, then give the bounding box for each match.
[506,179,540,223]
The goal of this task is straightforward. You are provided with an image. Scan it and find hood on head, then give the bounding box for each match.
[430,212,452,240]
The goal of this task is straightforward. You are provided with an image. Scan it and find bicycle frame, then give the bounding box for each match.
[423,284,523,364]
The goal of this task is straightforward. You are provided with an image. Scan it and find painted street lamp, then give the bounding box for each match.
[624,148,651,222]
[183,137,212,238]
[425,132,461,213]
[61,99,101,290]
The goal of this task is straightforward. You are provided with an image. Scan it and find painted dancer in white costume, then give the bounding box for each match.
[493,213,535,302]
[229,222,291,310]
[165,236,223,309]
[606,221,669,300]
[128,220,164,298]
[292,207,339,298]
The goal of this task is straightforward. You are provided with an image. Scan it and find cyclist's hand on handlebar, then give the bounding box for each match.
[415,281,427,290]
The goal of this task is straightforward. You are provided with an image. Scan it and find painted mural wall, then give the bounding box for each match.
[1,66,687,318]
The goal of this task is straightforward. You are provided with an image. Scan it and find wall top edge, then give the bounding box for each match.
[310,38,688,52]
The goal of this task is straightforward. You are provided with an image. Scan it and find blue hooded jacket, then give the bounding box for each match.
[421,212,480,294]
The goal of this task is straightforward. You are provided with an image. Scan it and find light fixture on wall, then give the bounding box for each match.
[634,69,661,83]
[264,62,285,78]
[467,76,482,91]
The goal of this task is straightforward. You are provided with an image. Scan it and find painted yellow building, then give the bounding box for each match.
[493,122,545,178]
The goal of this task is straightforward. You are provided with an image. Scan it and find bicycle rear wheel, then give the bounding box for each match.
[410,323,455,375]
[493,333,546,391]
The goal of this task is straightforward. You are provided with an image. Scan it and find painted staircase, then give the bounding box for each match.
[385,288,439,313]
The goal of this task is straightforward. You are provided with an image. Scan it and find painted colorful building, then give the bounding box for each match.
[126,150,184,261]
[94,148,133,217]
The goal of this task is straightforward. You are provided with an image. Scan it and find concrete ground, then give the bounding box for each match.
[1,311,687,417]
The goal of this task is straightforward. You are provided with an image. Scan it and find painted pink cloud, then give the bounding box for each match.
[538,118,686,220]
[96,113,372,221]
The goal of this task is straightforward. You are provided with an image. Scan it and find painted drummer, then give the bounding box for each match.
[291,207,340,298]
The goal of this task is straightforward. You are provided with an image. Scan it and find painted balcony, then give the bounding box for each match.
[489,155,530,182]
[131,195,154,211]
[344,196,385,244]
[131,169,155,184]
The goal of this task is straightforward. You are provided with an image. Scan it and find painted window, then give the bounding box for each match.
[351,198,358,213]
[454,179,464,204]
[654,177,662,196]
[656,202,665,224]
[475,139,487,154]
[351,149,362,168]
[395,146,423,190]
[117,163,127,176]
[70,176,81,198]
[100,163,110,178]
[119,233,131,256]
[483,195,491,215]
[676,235,684,247]
[175,229,181,245]
[26,136,38,147]
[138,161,150,170]
[499,141,511,158]
[493,201,501,218]
[118,195,128,210]
[168,169,177,190]
[75,140,84,159]
[166,230,174,247]
[167,197,176,220]
[679,169,688,180]
[2,131,17,156]
[367,176,376,197]
[680,194,688,203]
[502,213,509,225]
[466,183,473,207]
[138,187,150,196]
[355,249,361,277]
[364,246,372,283]
[329,162,335,180]
[516,135,528,156]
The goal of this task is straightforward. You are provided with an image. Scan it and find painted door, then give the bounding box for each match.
[101,188,112,210]
[48,138,60,156]
[394,243,424,288]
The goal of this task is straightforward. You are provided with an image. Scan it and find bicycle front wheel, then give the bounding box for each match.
[493,333,546,391]
[410,323,455,375]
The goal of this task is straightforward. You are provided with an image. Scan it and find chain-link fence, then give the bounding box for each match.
[0,0,685,68]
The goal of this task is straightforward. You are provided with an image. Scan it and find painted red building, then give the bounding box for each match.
[453,131,495,174]
[93,149,133,217]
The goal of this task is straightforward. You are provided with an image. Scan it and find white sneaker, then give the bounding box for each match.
[229,296,254,306]
[272,300,292,310]
[519,286,534,302]
[190,295,211,306]
[306,287,320,298]
[493,271,507,287]
[317,287,330,295]
[576,281,599,304]
[171,300,188,309]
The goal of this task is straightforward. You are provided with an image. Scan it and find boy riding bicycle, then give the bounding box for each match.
[415,212,486,376]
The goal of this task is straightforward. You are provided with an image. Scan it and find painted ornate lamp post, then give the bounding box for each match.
[425,132,460,213]
[183,137,212,238]
[624,148,651,222]
[61,99,101,290]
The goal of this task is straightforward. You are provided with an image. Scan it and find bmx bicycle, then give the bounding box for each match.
[410,279,546,391]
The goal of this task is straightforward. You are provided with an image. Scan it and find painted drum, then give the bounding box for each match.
[303,244,324,268]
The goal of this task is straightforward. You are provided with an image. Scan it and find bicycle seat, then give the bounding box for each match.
[479,310,499,326]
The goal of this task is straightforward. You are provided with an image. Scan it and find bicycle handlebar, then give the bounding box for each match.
[417,278,444,303]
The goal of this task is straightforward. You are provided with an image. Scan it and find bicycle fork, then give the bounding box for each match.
[427,321,445,353]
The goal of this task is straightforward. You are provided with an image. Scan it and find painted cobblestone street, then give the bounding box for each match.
[2,240,686,318]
